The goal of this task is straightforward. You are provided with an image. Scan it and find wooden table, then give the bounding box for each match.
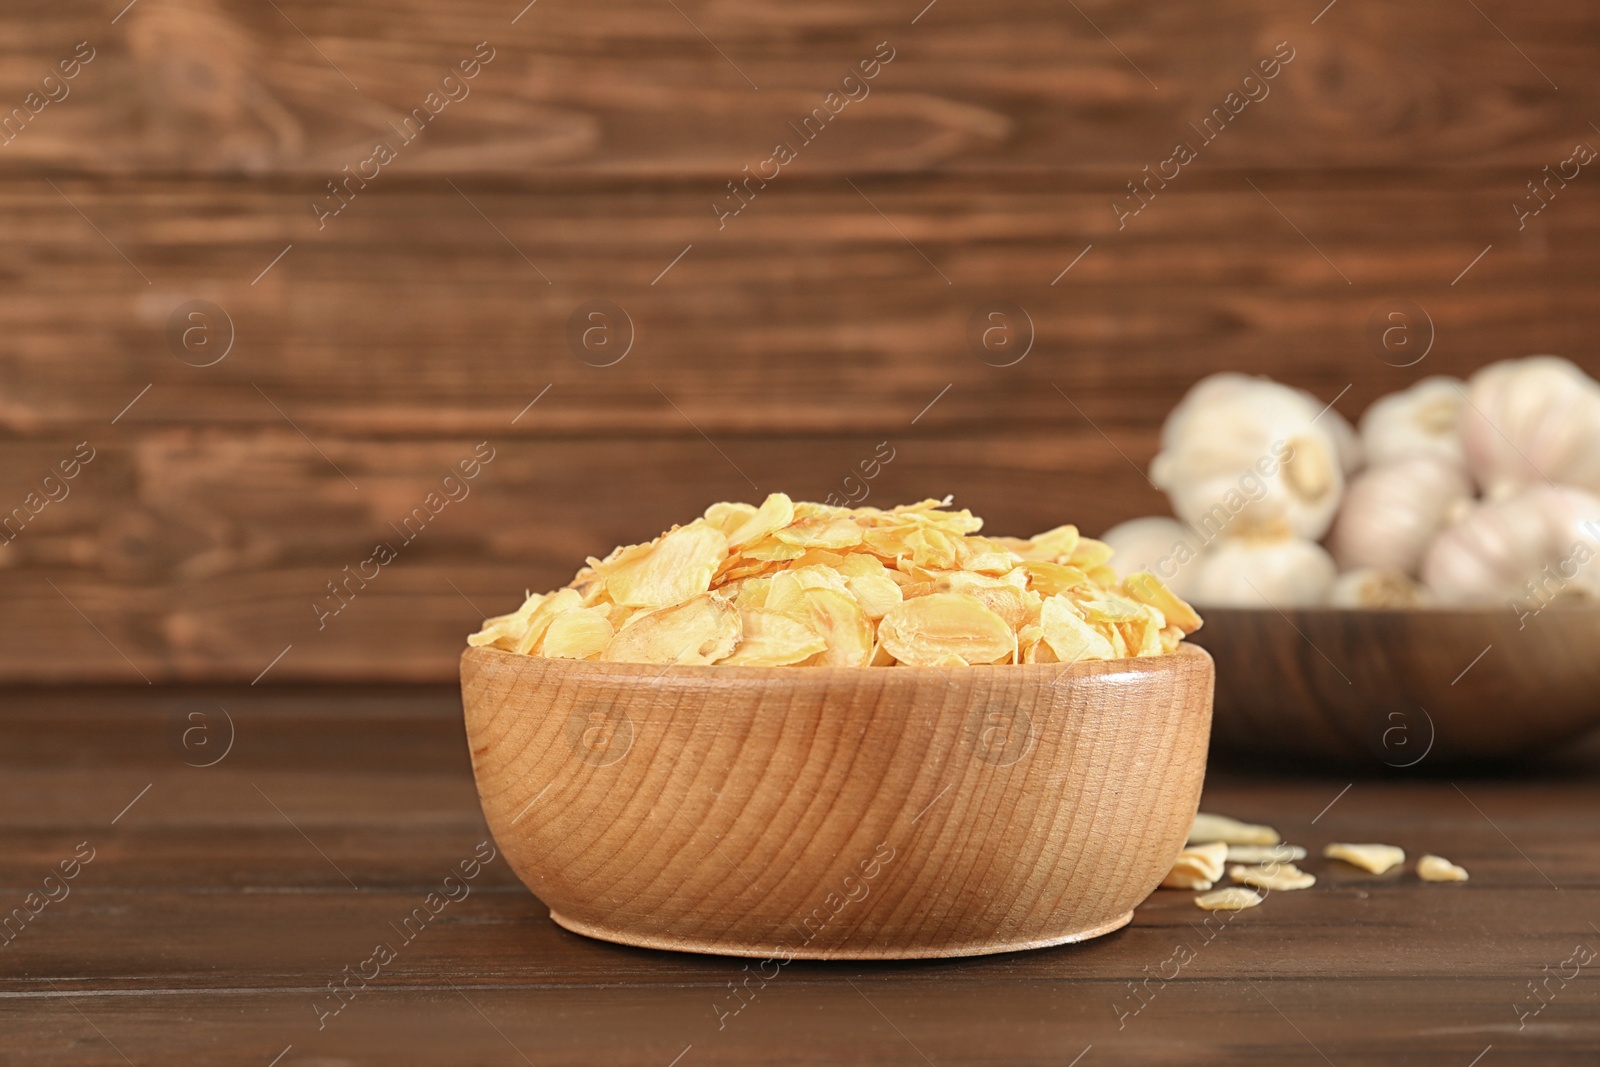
[4,687,1596,1065]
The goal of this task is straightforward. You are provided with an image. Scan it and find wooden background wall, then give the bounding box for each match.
[2,0,1597,682]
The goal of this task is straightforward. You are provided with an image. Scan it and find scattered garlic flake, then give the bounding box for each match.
[1324,842,1406,875]
[1186,840,1229,874]
[1162,841,1228,889]
[1229,862,1316,892]
[1417,854,1469,882]
[1188,812,1281,847]
[1195,887,1263,911]
[1161,866,1213,891]
[1227,843,1307,864]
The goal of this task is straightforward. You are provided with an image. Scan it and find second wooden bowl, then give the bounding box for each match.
[460,644,1213,960]
[1190,605,1600,765]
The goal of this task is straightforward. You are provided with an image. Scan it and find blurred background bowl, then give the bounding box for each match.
[460,643,1213,960]
[1189,605,1600,766]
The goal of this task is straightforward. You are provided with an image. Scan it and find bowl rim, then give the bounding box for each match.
[460,641,1211,682]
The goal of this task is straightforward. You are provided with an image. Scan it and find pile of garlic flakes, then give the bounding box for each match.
[467,494,1201,667]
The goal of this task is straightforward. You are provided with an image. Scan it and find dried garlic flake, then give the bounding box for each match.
[1161,867,1214,891]
[1417,854,1469,882]
[869,593,1015,667]
[717,609,825,667]
[600,523,727,610]
[1195,887,1263,911]
[599,594,741,665]
[1162,841,1228,890]
[1227,844,1307,864]
[1324,842,1406,875]
[1188,812,1281,847]
[1229,862,1316,892]
[541,607,615,660]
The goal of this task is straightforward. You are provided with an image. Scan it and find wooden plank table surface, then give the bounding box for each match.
[2,686,1597,1065]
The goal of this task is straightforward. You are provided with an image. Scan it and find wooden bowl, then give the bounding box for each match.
[459,644,1213,960]
[1189,606,1600,766]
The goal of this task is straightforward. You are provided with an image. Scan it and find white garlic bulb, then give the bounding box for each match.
[1328,456,1474,576]
[1421,485,1600,607]
[1329,568,1433,608]
[1358,377,1467,469]
[1190,535,1337,608]
[1100,516,1203,597]
[1150,374,1345,542]
[1460,357,1600,500]
[1297,389,1364,475]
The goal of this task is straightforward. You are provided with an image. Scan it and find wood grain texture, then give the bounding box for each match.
[3,685,1598,1064]
[3,0,1600,682]
[459,645,1214,958]
[1192,605,1600,765]
[0,431,1178,682]
[1,0,1596,176]
[1,179,1597,437]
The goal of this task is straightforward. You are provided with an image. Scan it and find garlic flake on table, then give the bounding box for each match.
[1150,374,1345,541]
[1329,456,1474,575]
[1190,534,1337,608]
[1099,516,1203,597]
[1421,485,1600,608]
[1359,376,1467,469]
[1461,356,1600,500]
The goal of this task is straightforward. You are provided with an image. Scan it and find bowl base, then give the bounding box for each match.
[546,908,1135,960]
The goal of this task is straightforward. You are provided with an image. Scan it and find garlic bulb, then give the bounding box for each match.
[1150,374,1345,541]
[1190,535,1337,608]
[1297,389,1364,475]
[1328,456,1474,576]
[1329,568,1433,608]
[1326,408,1364,476]
[1359,377,1467,469]
[1421,485,1600,607]
[1099,516,1203,597]
[1461,357,1600,500]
